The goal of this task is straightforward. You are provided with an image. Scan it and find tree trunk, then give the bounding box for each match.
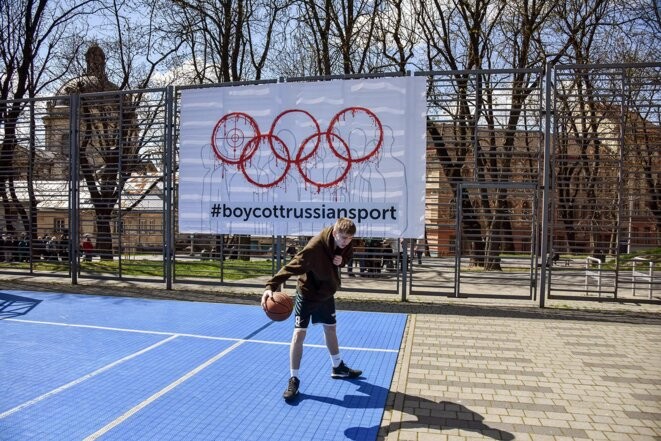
[94,207,115,260]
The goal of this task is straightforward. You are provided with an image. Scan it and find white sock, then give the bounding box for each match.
[331,353,342,368]
[291,369,299,379]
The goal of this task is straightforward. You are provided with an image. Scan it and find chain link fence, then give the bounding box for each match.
[546,64,660,301]
[1,63,659,304]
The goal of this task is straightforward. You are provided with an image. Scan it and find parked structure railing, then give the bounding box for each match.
[632,257,655,299]
[585,257,604,297]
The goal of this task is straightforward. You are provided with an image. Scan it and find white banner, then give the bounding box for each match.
[179,76,427,238]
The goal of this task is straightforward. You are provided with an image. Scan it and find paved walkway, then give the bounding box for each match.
[1,276,660,440]
[384,310,660,440]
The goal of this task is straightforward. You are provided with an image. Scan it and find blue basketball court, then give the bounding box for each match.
[0,290,406,441]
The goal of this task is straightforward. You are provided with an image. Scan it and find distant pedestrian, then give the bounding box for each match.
[415,239,426,264]
[18,233,29,262]
[81,235,95,261]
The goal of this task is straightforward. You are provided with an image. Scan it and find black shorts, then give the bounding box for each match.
[294,292,336,329]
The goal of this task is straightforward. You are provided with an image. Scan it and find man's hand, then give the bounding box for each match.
[332,255,342,266]
[261,289,273,308]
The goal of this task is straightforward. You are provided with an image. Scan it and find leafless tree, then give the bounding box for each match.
[547,0,660,254]
[163,0,290,83]
[37,1,187,259]
[0,0,100,239]
[374,0,418,73]
[420,0,509,269]
[2,0,658,265]
[420,0,624,268]
[273,0,386,77]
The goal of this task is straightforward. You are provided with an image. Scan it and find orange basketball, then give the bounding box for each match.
[263,292,294,321]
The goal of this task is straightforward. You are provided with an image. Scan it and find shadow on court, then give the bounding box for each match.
[290,379,514,441]
[0,292,42,319]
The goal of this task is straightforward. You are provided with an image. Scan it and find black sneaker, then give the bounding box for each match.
[331,361,362,379]
[283,376,300,401]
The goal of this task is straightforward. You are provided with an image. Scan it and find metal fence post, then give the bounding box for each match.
[538,62,553,307]
[164,86,175,290]
[69,94,80,284]
[401,239,408,302]
[454,184,462,298]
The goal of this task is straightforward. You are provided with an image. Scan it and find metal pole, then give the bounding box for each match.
[69,94,80,284]
[401,239,408,302]
[648,261,653,300]
[276,236,283,269]
[117,95,125,279]
[28,100,35,271]
[614,68,628,299]
[164,86,175,290]
[454,185,462,298]
[627,196,633,254]
[538,61,553,307]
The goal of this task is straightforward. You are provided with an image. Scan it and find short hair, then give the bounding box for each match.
[333,217,356,236]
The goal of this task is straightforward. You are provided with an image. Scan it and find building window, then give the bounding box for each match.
[139,218,158,235]
[54,218,66,233]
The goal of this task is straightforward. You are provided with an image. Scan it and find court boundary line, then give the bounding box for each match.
[0,335,179,420]
[83,340,246,441]
[4,311,404,439]
[7,317,399,353]
[2,318,397,418]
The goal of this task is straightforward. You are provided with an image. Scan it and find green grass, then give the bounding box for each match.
[624,247,661,259]
[613,248,661,271]
[0,258,275,280]
[3,248,658,277]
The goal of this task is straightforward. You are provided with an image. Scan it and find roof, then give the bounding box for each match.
[9,177,163,211]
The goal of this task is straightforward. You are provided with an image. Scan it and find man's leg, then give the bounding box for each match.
[283,328,306,401]
[323,324,342,370]
[323,323,362,379]
[290,328,307,372]
[323,323,339,356]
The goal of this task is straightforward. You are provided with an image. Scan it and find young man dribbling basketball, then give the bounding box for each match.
[261,217,362,401]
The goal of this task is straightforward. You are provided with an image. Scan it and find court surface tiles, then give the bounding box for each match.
[0,290,407,441]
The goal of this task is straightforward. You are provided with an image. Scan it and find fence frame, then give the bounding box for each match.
[0,63,659,306]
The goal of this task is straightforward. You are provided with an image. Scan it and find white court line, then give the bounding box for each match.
[7,318,398,353]
[5,317,400,437]
[249,338,397,353]
[83,340,246,441]
[0,335,179,420]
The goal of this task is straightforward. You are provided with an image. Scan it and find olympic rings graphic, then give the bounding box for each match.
[211,112,260,165]
[210,107,383,189]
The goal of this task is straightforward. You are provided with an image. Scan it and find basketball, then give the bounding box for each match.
[263,292,294,321]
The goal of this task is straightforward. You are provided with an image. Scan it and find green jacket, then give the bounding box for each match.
[265,226,354,303]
